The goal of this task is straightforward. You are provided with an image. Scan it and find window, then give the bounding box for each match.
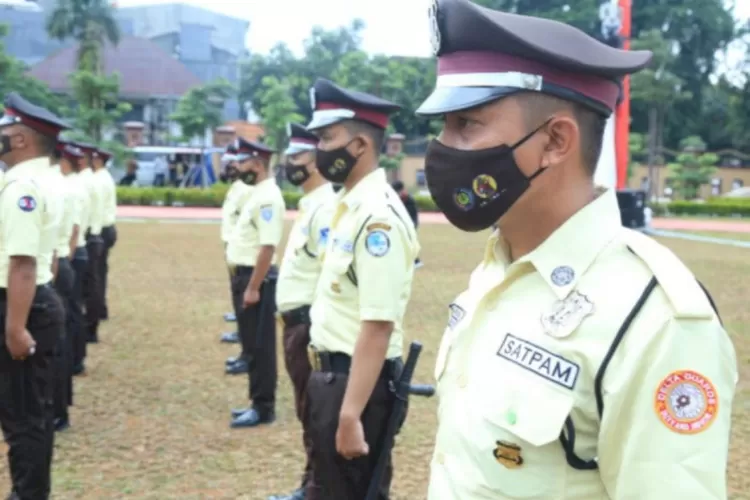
[732,179,744,190]
[416,169,427,188]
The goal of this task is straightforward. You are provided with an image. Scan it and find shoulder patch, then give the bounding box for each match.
[366,222,392,232]
[319,227,330,247]
[622,229,713,319]
[260,205,273,222]
[654,370,718,434]
[364,229,390,257]
[17,195,37,212]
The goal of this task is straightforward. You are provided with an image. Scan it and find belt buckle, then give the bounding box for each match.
[307,346,320,371]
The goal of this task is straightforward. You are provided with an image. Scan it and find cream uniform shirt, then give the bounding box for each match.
[276,183,336,313]
[0,158,53,287]
[428,190,737,500]
[50,165,76,259]
[221,180,254,244]
[68,172,90,248]
[79,168,103,236]
[96,168,117,227]
[33,162,62,285]
[226,178,285,267]
[310,168,420,359]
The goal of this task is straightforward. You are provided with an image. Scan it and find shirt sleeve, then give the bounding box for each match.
[355,215,413,322]
[598,315,736,499]
[88,179,104,235]
[3,181,44,258]
[254,194,284,247]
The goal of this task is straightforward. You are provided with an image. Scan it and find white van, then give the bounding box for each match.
[132,146,204,186]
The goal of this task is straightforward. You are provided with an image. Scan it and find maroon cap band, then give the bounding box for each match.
[437,51,620,111]
[5,108,64,137]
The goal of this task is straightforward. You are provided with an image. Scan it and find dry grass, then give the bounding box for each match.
[0,221,747,499]
[670,230,750,242]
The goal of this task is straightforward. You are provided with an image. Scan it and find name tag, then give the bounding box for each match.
[333,237,354,253]
[447,303,466,330]
[497,334,580,390]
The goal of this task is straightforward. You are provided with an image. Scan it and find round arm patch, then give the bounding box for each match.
[364,229,390,257]
[654,370,718,434]
[18,195,37,212]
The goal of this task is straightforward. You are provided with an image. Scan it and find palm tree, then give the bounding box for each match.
[46,0,121,73]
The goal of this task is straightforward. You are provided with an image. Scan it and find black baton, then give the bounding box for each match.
[408,383,435,398]
[365,341,424,500]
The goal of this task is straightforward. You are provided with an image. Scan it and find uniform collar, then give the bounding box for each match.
[5,157,50,181]
[338,168,385,211]
[254,177,275,191]
[484,189,622,299]
[79,167,92,177]
[299,183,334,212]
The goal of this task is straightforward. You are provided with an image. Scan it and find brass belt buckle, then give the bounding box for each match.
[229,265,237,277]
[307,345,320,371]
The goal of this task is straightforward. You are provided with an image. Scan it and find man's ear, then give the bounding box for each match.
[349,134,369,156]
[542,116,577,168]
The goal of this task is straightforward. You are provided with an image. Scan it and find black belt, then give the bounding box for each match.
[308,348,402,380]
[280,305,310,328]
[229,265,253,277]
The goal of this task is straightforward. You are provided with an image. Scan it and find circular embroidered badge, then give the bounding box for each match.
[453,188,475,211]
[472,174,498,199]
[654,370,718,434]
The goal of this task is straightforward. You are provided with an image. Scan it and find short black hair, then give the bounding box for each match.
[392,181,405,191]
[343,120,386,153]
[37,134,57,156]
[516,93,606,176]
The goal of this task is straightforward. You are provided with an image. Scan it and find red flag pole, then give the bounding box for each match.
[615,0,632,190]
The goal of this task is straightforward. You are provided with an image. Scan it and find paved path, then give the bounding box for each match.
[116,206,750,233]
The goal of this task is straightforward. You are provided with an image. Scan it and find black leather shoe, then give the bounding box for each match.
[54,417,70,432]
[230,408,275,428]
[226,355,243,366]
[225,359,249,375]
[72,363,86,376]
[267,488,305,500]
[231,406,251,418]
[87,335,99,344]
[223,312,236,322]
[220,331,240,343]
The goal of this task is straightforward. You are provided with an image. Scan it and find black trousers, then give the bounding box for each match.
[71,247,88,367]
[84,235,104,341]
[53,258,75,419]
[99,225,117,320]
[0,284,65,500]
[230,266,277,416]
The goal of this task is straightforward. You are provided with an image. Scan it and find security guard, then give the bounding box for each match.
[303,79,420,499]
[75,142,105,344]
[220,144,253,349]
[417,1,737,498]
[93,148,117,321]
[67,144,90,375]
[225,138,285,428]
[0,93,67,500]
[50,141,82,432]
[268,123,335,500]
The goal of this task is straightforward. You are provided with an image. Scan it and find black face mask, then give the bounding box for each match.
[424,121,549,232]
[285,163,311,186]
[315,140,359,183]
[239,169,257,186]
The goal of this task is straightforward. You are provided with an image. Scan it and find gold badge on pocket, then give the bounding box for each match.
[493,440,523,469]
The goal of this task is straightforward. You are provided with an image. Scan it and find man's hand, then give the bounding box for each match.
[6,329,36,360]
[336,412,369,459]
[243,288,260,308]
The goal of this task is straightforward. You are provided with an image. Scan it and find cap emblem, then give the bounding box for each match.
[522,74,542,90]
[428,0,442,56]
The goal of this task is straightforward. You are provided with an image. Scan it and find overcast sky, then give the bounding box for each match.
[118,0,749,79]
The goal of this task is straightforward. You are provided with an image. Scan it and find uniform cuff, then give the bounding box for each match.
[360,307,398,323]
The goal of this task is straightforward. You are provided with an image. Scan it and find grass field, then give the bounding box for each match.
[1,221,748,499]
[671,230,750,242]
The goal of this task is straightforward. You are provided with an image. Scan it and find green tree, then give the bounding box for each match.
[46,0,121,72]
[0,25,63,114]
[255,76,305,151]
[667,136,718,200]
[630,29,691,198]
[170,79,235,143]
[68,70,131,143]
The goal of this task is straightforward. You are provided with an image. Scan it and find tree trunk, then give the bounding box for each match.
[646,106,659,200]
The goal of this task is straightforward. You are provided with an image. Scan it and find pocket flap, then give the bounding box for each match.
[483,387,575,447]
